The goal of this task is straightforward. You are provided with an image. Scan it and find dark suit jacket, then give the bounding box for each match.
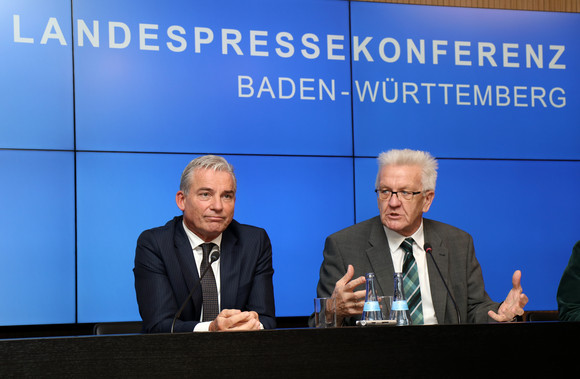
[310,216,499,325]
[557,240,580,322]
[134,216,276,333]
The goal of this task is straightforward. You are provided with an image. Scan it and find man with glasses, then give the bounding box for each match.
[311,149,528,325]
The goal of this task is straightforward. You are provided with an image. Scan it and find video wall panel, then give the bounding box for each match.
[0,0,74,150]
[351,3,580,160]
[73,0,352,156]
[0,150,75,325]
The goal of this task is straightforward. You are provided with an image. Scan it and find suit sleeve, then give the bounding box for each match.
[317,236,347,298]
[462,234,500,323]
[557,241,580,322]
[134,230,199,333]
[245,231,276,329]
[308,235,350,326]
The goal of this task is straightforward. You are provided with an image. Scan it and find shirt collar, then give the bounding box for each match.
[182,221,222,250]
[383,219,425,253]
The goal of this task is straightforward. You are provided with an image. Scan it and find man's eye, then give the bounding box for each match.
[199,192,211,198]
[400,191,411,196]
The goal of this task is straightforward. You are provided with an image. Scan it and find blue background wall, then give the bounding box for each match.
[1,0,578,326]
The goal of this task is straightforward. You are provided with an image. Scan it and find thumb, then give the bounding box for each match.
[512,270,522,289]
[336,264,355,287]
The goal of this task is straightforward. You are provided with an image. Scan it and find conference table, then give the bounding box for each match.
[1,321,576,377]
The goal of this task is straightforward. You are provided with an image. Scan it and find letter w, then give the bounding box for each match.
[355,81,379,102]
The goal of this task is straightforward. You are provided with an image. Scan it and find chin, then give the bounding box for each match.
[384,220,403,231]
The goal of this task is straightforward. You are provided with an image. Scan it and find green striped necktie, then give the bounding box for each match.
[402,238,423,325]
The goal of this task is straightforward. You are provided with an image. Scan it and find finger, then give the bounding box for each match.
[352,289,367,300]
[219,309,242,318]
[228,318,261,331]
[226,313,260,329]
[343,275,366,292]
[216,311,251,330]
[520,293,529,307]
[336,265,355,287]
[487,310,508,322]
[247,311,260,321]
[512,293,529,315]
[347,298,364,316]
[230,312,260,328]
[228,311,254,325]
[347,290,367,310]
[512,270,522,289]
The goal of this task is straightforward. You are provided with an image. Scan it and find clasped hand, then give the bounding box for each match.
[209,309,261,331]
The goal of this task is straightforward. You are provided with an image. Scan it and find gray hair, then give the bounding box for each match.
[180,155,237,194]
[375,149,438,191]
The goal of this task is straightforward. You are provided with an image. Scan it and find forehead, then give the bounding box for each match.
[190,168,235,190]
[378,164,422,187]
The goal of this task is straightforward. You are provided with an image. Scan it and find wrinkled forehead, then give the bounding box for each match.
[377,164,423,188]
[190,168,237,192]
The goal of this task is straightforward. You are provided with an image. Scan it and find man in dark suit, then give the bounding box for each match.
[312,149,528,326]
[557,240,580,321]
[134,155,275,333]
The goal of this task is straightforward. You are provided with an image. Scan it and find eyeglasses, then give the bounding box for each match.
[375,189,423,201]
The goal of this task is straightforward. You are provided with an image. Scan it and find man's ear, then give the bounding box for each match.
[175,191,186,211]
[422,190,435,213]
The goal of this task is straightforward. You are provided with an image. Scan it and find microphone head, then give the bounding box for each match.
[424,242,433,254]
[209,250,220,263]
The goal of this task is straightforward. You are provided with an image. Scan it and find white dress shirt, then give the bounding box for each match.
[384,220,438,324]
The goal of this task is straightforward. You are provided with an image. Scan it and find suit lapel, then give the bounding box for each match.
[219,225,239,310]
[424,221,450,323]
[173,219,203,311]
[365,217,395,297]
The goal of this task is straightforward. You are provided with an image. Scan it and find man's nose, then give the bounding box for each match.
[209,196,224,210]
[388,192,402,206]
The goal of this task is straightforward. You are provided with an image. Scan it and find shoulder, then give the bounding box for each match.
[423,218,470,238]
[137,216,183,242]
[327,216,381,241]
[423,218,474,256]
[227,219,267,234]
[330,216,381,236]
[225,219,269,241]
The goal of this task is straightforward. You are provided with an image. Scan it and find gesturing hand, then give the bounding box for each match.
[332,265,367,325]
[488,270,529,322]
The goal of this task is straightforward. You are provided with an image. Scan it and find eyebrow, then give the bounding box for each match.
[196,188,235,194]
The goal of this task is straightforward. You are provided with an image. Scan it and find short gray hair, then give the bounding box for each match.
[375,149,438,191]
[180,155,237,194]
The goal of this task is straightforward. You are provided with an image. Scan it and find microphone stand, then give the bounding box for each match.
[170,251,220,333]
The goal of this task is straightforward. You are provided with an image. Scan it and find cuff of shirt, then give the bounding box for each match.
[194,321,212,332]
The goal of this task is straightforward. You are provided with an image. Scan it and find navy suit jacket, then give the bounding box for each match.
[134,216,276,333]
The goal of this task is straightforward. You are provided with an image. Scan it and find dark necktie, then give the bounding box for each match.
[402,238,424,325]
[200,243,219,322]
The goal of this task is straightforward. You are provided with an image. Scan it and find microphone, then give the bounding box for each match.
[170,249,220,333]
[424,242,461,324]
